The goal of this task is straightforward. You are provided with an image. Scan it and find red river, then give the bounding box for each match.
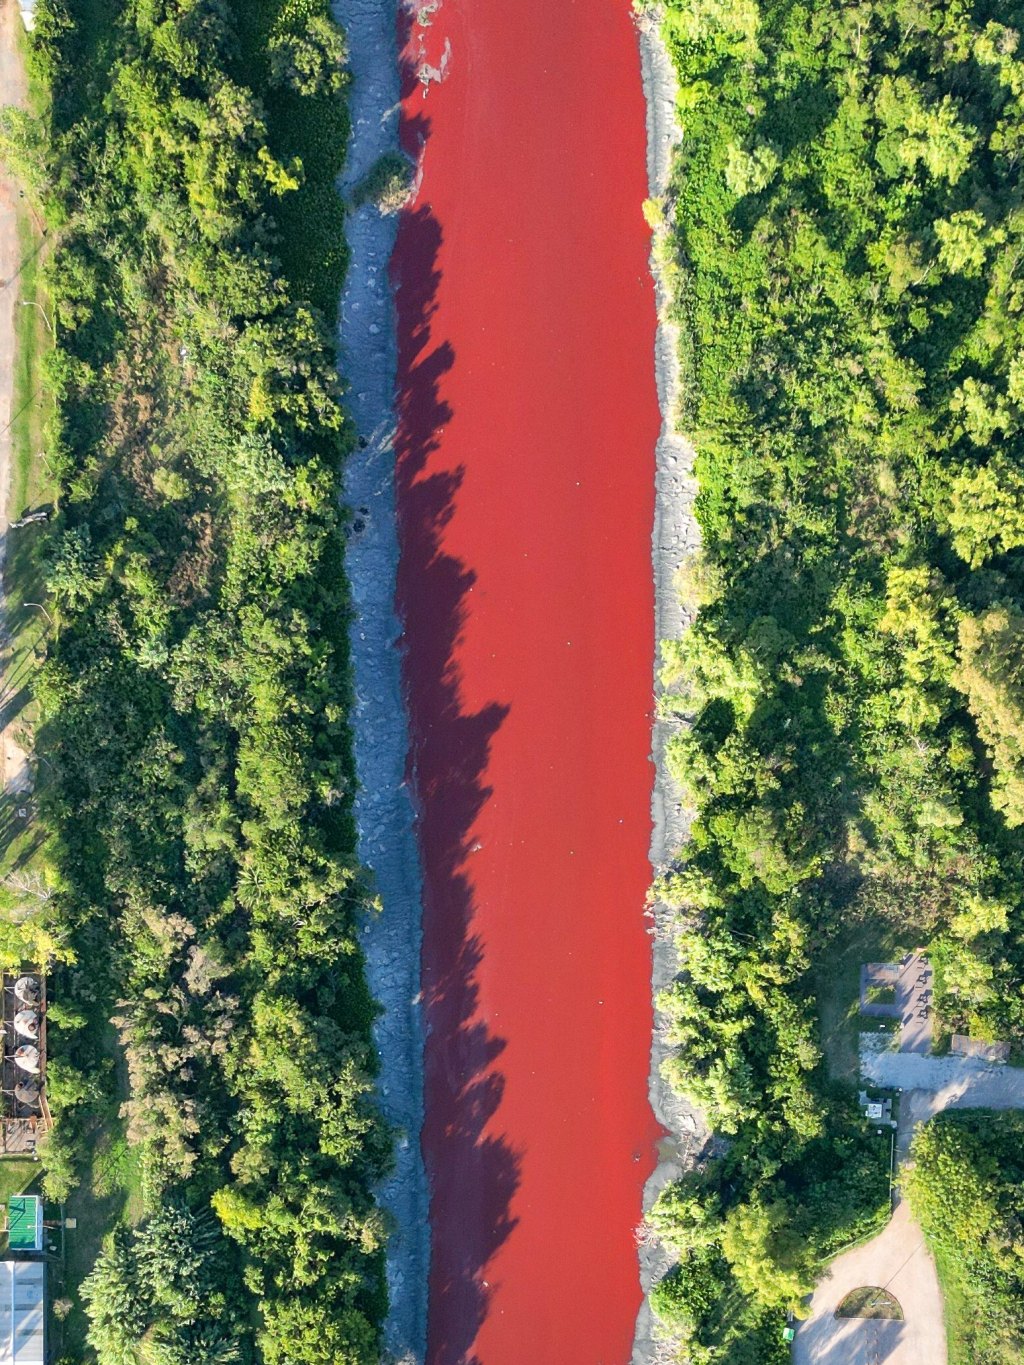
[392,2,662,1360]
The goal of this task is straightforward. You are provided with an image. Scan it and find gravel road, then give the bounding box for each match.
[794,1198,945,1365]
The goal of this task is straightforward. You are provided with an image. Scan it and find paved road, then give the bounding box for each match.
[861,954,934,1052]
[895,954,933,1055]
[863,1049,1024,1109]
[862,1047,1024,1159]
[794,1199,946,1365]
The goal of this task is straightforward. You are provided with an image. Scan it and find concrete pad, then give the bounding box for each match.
[895,955,933,1055]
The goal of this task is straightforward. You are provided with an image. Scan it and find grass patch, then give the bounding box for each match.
[57,1124,142,1361]
[0,1156,39,1205]
[932,1241,979,1365]
[836,1286,903,1320]
[0,175,58,948]
[6,205,56,708]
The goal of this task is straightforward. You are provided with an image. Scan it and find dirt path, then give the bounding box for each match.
[794,1198,946,1365]
[0,0,31,798]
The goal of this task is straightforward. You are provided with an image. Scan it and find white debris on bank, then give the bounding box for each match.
[633,6,709,1364]
[332,1,428,1360]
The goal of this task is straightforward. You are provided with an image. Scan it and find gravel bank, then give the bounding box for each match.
[633,8,709,1363]
[332,2,428,1359]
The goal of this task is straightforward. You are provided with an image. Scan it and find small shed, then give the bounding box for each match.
[861,1094,893,1123]
[0,1260,44,1364]
[951,1035,1010,1063]
[5,1200,40,1255]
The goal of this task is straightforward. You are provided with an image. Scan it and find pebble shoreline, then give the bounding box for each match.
[633,10,709,1363]
[333,1,429,1359]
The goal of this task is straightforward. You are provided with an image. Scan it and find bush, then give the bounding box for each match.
[351,152,413,214]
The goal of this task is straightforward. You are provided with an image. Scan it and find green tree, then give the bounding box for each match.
[954,605,1024,825]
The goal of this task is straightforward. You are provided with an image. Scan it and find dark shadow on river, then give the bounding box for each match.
[391,74,520,1365]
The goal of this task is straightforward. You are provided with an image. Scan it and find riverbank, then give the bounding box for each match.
[634,6,708,1363]
[332,0,428,1359]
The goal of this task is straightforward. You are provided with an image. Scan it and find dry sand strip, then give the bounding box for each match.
[633,6,707,1364]
[0,0,32,799]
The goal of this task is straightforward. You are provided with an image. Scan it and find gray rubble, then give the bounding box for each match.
[633,9,709,1365]
[333,0,428,1360]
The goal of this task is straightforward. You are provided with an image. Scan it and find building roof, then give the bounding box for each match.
[5,1201,40,1255]
[0,1261,44,1365]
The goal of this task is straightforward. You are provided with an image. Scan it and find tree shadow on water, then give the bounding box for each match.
[392,95,521,1365]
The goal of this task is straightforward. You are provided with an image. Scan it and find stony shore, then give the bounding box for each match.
[633,8,709,1363]
[333,1,428,1359]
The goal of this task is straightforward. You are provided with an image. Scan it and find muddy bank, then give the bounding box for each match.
[332,1,427,1359]
[634,8,709,1364]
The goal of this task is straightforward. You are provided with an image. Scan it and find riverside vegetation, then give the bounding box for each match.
[643,0,1024,1356]
[906,1111,1024,1363]
[3,1,391,1360]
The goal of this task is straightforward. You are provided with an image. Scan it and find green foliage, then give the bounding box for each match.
[81,1207,242,1365]
[351,152,413,215]
[955,604,1024,826]
[906,1113,1024,1362]
[651,0,1024,1349]
[29,0,388,1357]
[268,15,347,97]
[80,1228,150,1365]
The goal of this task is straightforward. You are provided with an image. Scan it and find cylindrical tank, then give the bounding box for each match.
[13,977,40,1006]
[13,1045,39,1074]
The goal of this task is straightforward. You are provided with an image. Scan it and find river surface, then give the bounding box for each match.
[391,2,662,1359]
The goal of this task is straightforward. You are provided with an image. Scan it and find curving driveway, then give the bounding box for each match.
[794,1199,945,1365]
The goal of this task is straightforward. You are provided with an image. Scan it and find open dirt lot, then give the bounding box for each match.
[794,1198,946,1365]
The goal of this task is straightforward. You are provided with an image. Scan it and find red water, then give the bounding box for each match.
[392,2,662,1361]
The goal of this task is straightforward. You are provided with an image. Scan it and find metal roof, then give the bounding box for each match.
[5,1201,40,1255]
[0,1261,44,1365]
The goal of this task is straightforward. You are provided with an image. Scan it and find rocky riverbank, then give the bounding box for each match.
[633,7,709,1363]
[333,1,428,1359]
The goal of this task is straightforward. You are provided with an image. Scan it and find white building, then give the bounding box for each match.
[0,1261,44,1365]
[17,1,35,32]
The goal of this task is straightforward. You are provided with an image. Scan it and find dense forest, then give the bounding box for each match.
[645,0,1024,1354]
[10,0,390,1360]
